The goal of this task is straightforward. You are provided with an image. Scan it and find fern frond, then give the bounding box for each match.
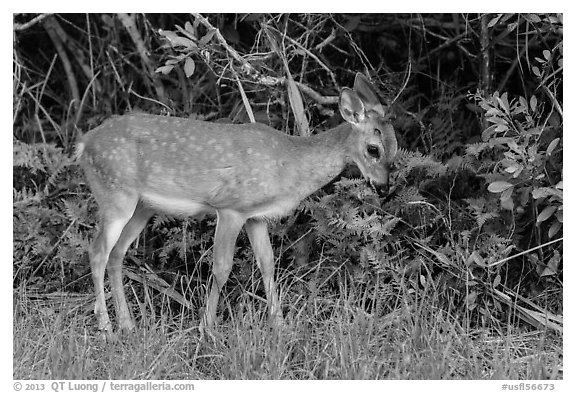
[465,142,490,158]
[394,148,447,181]
[476,211,499,228]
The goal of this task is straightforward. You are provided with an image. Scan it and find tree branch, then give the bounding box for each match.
[43,16,80,112]
[117,13,166,103]
[14,13,52,31]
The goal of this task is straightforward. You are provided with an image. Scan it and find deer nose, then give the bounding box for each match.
[369,178,389,197]
[374,182,389,197]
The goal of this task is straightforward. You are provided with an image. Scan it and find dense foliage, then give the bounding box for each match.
[13,14,562,334]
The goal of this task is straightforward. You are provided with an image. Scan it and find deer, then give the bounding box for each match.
[76,72,398,335]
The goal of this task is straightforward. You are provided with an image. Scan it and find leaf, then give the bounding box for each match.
[500,14,515,24]
[158,28,176,40]
[236,78,255,123]
[546,138,560,156]
[184,57,195,78]
[488,14,502,27]
[532,188,548,199]
[467,251,485,267]
[507,22,518,32]
[176,23,197,41]
[520,187,531,206]
[500,186,513,201]
[526,14,541,23]
[174,36,196,49]
[500,196,514,211]
[486,116,507,125]
[543,50,552,61]
[486,108,501,116]
[518,96,528,112]
[431,250,451,267]
[481,126,497,141]
[264,26,281,54]
[532,187,562,199]
[548,221,561,238]
[492,274,502,288]
[184,21,195,34]
[537,205,557,223]
[465,291,478,310]
[540,250,561,277]
[493,137,514,146]
[530,95,538,112]
[488,181,513,193]
[159,29,197,49]
[555,208,563,223]
[199,29,216,46]
[498,93,510,113]
[286,74,309,136]
[155,65,174,75]
[532,66,541,77]
[494,124,509,133]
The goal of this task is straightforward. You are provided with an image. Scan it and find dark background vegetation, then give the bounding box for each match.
[13,13,562,358]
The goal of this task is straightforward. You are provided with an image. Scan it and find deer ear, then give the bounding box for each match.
[339,87,365,125]
[353,73,386,117]
[383,126,398,160]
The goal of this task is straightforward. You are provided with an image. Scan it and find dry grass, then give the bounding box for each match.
[13,276,562,380]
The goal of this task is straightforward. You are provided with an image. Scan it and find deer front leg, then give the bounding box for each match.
[245,219,283,327]
[200,210,245,336]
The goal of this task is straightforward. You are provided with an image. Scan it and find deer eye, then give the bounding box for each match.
[367,144,380,159]
[374,128,382,137]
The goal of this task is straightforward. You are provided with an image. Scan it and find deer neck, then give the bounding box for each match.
[286,123,353,199]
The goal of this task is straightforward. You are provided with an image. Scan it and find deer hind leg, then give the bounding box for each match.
[200,210,245,335]
[107,202,154,332]
[245,219,282,327]
[88,193,138,332]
